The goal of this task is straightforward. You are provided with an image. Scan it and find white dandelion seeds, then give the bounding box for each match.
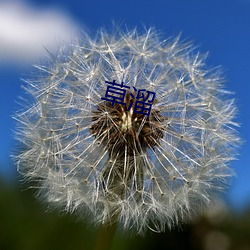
[14,27,240,233]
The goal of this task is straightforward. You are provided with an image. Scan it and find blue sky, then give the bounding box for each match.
[0,0,249,210]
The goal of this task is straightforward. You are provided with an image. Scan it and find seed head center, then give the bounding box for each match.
[120,107,137,131]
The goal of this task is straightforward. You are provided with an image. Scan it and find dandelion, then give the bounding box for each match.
[14,27,239,233]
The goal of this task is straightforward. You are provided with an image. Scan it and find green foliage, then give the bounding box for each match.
[1,177,250,250]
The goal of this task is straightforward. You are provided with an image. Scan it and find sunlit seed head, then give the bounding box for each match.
[14,27,240,233]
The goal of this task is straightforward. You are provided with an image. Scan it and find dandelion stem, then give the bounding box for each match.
[94,221,117,250]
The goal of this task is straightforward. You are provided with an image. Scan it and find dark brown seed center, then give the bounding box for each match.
[90,92,165,160]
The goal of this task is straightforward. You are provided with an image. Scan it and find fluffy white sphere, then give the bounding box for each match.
[14,28,240,233]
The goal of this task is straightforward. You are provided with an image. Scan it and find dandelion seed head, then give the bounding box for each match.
[14,27,240,233]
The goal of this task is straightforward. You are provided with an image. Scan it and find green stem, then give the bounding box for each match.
[94,221,117,250]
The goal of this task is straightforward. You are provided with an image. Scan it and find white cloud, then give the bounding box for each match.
[0,1,78,65]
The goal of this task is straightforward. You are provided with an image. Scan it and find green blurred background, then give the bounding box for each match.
[1,175,250,250]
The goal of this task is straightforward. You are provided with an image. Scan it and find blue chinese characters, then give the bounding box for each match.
[101,80,156,116]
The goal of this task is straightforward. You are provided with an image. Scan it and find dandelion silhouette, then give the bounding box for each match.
[14,27,239,234]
